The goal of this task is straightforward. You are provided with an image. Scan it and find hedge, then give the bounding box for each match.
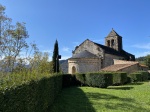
[128,71,149,83]
[138,71,149,81]
[0,74,62,112]
[112,72,127,85]
[62,74,79,88]
[75,73,86,86]
[85,72,112,88]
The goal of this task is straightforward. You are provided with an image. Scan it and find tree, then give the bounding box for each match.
[52,40,61,73]
[144,55,150,69]
[0,4,36,72]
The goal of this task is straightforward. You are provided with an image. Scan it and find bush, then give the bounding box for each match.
[112,72,127,85]
[128,73,142,82]
[62,74,78,88]
[138,71,149,81]
[0,74,62,112]
[85,72,112,88]
[75,73,86,86]
[148,72,150,80]
[128,71,149,83]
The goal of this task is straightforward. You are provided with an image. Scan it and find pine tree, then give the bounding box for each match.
[52,40,61,73]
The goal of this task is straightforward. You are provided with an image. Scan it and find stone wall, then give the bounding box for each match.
[139,65,149,71]
[68,58,101,74]
[114,59,138,65]
[73,39,104,58]
[103,54,124,68]
[118,64,139,74]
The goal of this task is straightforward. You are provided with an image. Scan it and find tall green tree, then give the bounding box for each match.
[144,55,150,69]
[52,40,60,73]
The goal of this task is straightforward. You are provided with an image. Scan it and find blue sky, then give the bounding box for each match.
[0,0,150,59]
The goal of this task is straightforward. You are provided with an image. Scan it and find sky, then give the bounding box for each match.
[0,0,150,60]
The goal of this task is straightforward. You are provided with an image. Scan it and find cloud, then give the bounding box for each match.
[91,39,103,43]
[132,43,150,49]
[60,56,70,60]
[42,50,52,54]
[135,51,150,58]
[73,42,80,46]
[62,47,70,52]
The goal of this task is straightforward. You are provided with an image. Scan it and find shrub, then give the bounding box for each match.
[148,72,150,80]
[128,71,149,83]
[62,74,78,88]
[138,71,149,81]
[85,72,112,88]
[112,72,127,85]
[0,74,62,112]
[128,73,142,82]
[75,73,86,86]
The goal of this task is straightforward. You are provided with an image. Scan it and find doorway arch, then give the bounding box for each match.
[72,66,76,74]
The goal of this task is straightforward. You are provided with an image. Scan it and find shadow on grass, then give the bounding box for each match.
[126,82,144,85]
[107,86,134,90]
[49,87,96,112]
[49,87,150,112]
[86,92,134,102]
[86,92,150,112]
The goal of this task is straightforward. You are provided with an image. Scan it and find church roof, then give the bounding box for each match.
[101,63,138,72]
[70,50,98,59]
[107,29,120,37]
[94,42,135,60]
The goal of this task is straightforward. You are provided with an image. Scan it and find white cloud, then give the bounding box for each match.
[60,56,70,60]
[73,42,80,46]
[62,47,70,52]
[91,39,103,43]
[135,51,150,58]
[132,43,150,49]
[42,50,52,54]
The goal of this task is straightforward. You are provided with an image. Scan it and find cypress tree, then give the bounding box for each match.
[52,40,60,73]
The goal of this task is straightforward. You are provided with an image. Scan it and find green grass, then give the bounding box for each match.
[50,81,150,112]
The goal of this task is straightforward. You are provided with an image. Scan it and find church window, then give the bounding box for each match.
[111,39,114,47]
[107,40,110,47]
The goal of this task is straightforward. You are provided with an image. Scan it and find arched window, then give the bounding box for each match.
[107,40,110,47]
[111,39,114,47]
[72,66,76,74]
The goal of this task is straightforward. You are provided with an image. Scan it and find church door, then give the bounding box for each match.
[72,66,76,74]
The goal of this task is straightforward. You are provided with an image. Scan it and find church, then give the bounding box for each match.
[68,29,135,74]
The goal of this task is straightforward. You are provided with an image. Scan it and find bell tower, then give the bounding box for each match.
[105,29,122,52]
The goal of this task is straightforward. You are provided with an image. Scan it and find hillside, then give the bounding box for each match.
[60,60,68,73]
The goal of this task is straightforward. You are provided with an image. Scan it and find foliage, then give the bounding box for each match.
[28,52,53,74]
[0,73,62,112]
[137,71,149,81]
[0,5,26,71]
[136,56,145,62]
[128,73,142,82]
[62,74,78,88]
[128,71,149,83]
[50,82,150,112]
[52,40,60,73]
[144,55,150,69]
[85,72,112,88]
[75,73,86,86]
[111,72,127,85]
[0,4,38,72]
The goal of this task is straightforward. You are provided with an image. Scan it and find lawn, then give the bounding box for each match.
[50,81,150,112]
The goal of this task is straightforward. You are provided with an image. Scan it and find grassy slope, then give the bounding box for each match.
[50,82,150,112]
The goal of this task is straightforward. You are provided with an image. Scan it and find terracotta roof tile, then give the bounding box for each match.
[101,63,138,72]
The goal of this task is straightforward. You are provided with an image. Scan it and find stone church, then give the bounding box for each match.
[68,29,135,74]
